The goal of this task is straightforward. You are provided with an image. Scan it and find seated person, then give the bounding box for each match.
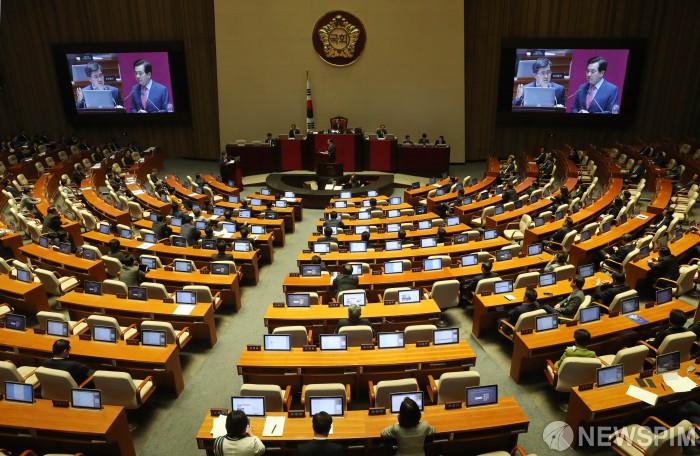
[544,217,574,250]
[592,272,630,307]
[202,226,217,241]
[170,202,186,219]
[237,226,255,245]
[542,275,585,318]
[335,303,371,333]
[180,216,201,246]
[402,135,414,145]
[152,214,173,240]
[71,164,87,186]
[499,288,540,335]
[212,410,265,456]
[108,238,127,264]
[311,254,328,273]
[333,263,359,295]
[43,339,94,386]
[211,239,235,262]
[434,135,447,145]
[553,329,596,369]
[324,211,346,229]
[646,208,674,234]
[317,226,338,244]
[501,182,518,203]
[52,229,78,254]
[598,234,636,269]
[645,309,687,349]
[463,261,496,301]
[604,197,625,217]
[361,230,375,249]
[627,160,645,183]
[41,206,61,235]
[295,411,344,456]
[192,207,207,222]
[436,227,448,244]
[261,201,277,217]
[418,133,430,145]
[646,247,680,294]
[119,255,146,287]
[544,252,569,273]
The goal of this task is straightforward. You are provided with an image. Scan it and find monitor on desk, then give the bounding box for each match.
[128,286,148,301]
[274,200,287,208]
[234,241,251,252]
[494,280,513,294]
[385,240,402,251]
[263,334,291,351]
[581,229,592,241]
[398,289,420,304]
[429,177,437,185]
[250,225,266,235]
[658,236,668,248]
[264,211,278,220]
[454,233,467,244]
[535,314,558,332]
[140,257,157,270]
[655,288,673,305]
[579,306,601,324]
[601,222,611,234]
[619,214,628,225]
[231,396,266,417]
[334,201,347,209]
[238,210,252,219]
[461,254,478,266]
[390,391,423,413]
[357,211,371,220]
[534,217,545,227]
[213,207,225,216]
[16,269,31,283]
[194,187,203,195]
[572,204,580,214]
[423,258,443,271]
[192,204,201,212]
[143,232,157,244]
[555,210,565,221]
[319,334,347,351]
[171,217,182,227]
[174,260,193,273]
[313,242,330,254]
[211,263,230,275]
[495,250,512,262]
[202,239,216,250]
[446,216,460,227]
[71,388,102,410]
[339,191,351,199]
[58,242,72,254]
[4,381,34,404]
[675,228,683,241]
[47,319,69,337]
[539,272,556,287]
[171,236,186,247]
[362,200,371,207]
[596,364,624,388]
[342,292,366,306]
[5,314,26,332]
[309,396,344,417]
[578,264,595,278]
[436,188,445,197]
[84,280,102,296]
[390,197,401,205]
[528,243,543,256]
[387,223,401,233]
[368,191,379,197]
[433,328,459,346]
[621,297,640,314]
[514,200,523,210]
[418,220,432,230]
[355,225,369,235]
[287,293,310,308]
[349,264,363,276]
[93,325,117,343]
[39,236,50,248]
[300,264,322,277]
[120,228,133,240]
[387,210,400,218]
[484,229,498,240]
[465,385,498,408]
[384,261,404,274]
[378,332,405,349]
[420,237,437,248]
[222,223,237,233]
[228,195,239,204]
[638,246,650,260]
[494,205,505,216]
[175,290,197,305]
[285,191,296,198]
[142,329,167,347]
[415,206,427,215]
[195,220,207,231]
[411,182,420,189]
[99,224,111,235]
[150,213,158,222]
[656,351,681,374]
[261,188,271,196]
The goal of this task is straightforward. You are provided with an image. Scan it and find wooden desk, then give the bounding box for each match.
[264,300,442,340]
[58,290,217,346]
[197,399,529,455]
[397,145,450,178]
[472,272,609,338]
[164,174,207,206]
[509,300,696,383]
[247,192,303,221]
[404,177,453,206]
[202,174,240,198]
[146,268,241,312]
[128,150,164,183]
[227,143,278,175]
[307,224,470,247]
[237,340,476,391]
[0,328,184,395]
[323,203,413,215]
[315,212,438,229]
[0,273,50,313]
[20,243,107,282]
[82,230,261,285]
[31,170,84,246]
[625,231,700,289]
[566,360,700,447]
[125,177,170,215]
[0,230,24,260]
[80,177,131,226]
[217,200,296,233]
[427,175,496,213]
[0,399,135,456]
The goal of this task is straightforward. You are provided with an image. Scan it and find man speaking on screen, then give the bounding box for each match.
[512,58,565,107]
[571,56,619,114]
[130,59,172,113]
[75,62,123,109]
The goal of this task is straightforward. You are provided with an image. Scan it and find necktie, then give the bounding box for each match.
[141,86,148,110]
[585,85,596,110]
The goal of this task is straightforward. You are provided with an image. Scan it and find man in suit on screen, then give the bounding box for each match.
[512,57,565,107]
[571,56,619,114]
[75,62,123,109]
[130,59,171,113]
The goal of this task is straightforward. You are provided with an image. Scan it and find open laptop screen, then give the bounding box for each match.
[93,325,117,343]
[211,263,230,275]
[423,258,442,271]
[4,381,33,404]
[495,250,512,262]
[461,254,478,266]
[656,288,673,305]
[621,297,640,314]
[378,332,405,349]
[390,391,423,413]
[349,242,367,253]
[385,240,402,251]
[384,261,403,274]
[300,264,321,277]
[528,243,543,256]
[313,242,330,254]
[494,280,513,294]
[128,286,148,301]
[342,292,365,306]
[483,229,497,240]
[465,385,498,407]
[231,396,266,417]
[578,264,594,278]
[539,272,556,287]
[433,328,459,345]
[71,388,102,410]
[175,290,197,305]
[597,364,624,388]
[174,260,192,273]
[309,396,344,417]
[16,269,31,283]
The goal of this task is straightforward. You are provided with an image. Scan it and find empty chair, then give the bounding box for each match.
[86,315,138,340]
[34,366,81,401]
[240,384,291,412]
[545,357,602,392]
[598,345,649,376]
[369,378,420,408]
[83,158,92,169]
[654,264,698,297]
[431,218,445,227]
[514,272,539,289]
[553,264,575,281]
[36,311,87,335]
[301,383,350,411]
[427,371,480,404]
[469,206,495,229]
[272,326,311,347]
[80,210,98,231]
[81,244,102,259]
[103,279,128,295]
[34,268,79,296]
[92,370,155,409]
[35,162,45,174]
[472,277,502,296]
[102,256,123,279]
[183,285,223,309]
[404,324,437,344]
[609,417,694,455]
[0,303,12,317]
[382,287,412,302]
[203,186,223,204]
[503,214,532,242]
[6,154,17,165]
[498,309,547,342]
[142,283,170,300]
[400,208,415,217]
[127,202,144,221]
[141,321,192,349]
[0,360,39,387]
[427,280,460,310]
[427,255,451,268]
[337,289,366,305]
[500,244,522,257]
[0,258,11,274]
[16,174,29,186]
[338,325,373,346]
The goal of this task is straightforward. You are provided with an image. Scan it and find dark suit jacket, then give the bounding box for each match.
[129,81,171,113]
[336,318,372,334]
[295,439,345,456]
[152,221,172,240]
[42,358,93,385]
[76,84,123,109]
[333,274,359,293]
[465,272,497,295]
[551,226,571,245]
[506,301,540,327]
[324,218,346,229]
[512,81,565,106]
[629,164,645,180]
[119,265,145,287]
[557,289,585,317]
[327,143,336,162]
[211,253,235,262]
[180,224,201,246]
[317,236,338,244]
[376,129,387,138]
[540,163,554,176]
[571,80,619,113]
[593,283,631,306]
[649,255,680,281]
[609,244,635,264]
[649,326,688,349]
[502,188,518,204]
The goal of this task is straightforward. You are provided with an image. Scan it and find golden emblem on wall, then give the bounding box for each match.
[313,11,366,66]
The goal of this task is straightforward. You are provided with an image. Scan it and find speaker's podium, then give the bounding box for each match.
[315,151,343,178]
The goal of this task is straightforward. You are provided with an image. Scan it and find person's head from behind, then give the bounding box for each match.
[240,225,249,238]
[622,234,632,245]
[369,198,377,207]
[663,208,673,219]
[52,338,71,357]
[437,227,447,240]
[323,226,333,238]
[586,56,607,86]
[193,207,201,218]
[108,238,121,252]
[123,255,135,267]
[224,209,232,220]
[361,230,371,242]
[398,398,421,428]
[133,59,153,87]
[524,288,537,303]
[182,215,192,226]
[669,309,687,328]
[85,62,105,89]
[481,261,493,274]
[398,230,406,241]
[573,328,591,347]
[204,226,214,238]
[571,275,584,289]
[658,246,671,257]
[342,263,353,276]
[348,303,362,322]
[311,255,322,266]
[330,211,338,220]
[217,239,227,254]
[555,252,568,265]
[312,411,333,437]
[611,272,626,284]
[56,229,68,241]
[532,57,553,87]
[564,217,574,228]
[171,202,179,213]
[225,410,249,438]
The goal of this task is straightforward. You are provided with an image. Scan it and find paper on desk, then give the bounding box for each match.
[262,416,285,437]
[636,214,649,219]
[174,305,194,315]
[189,193,199,197]
[662,372,697,393]
[626,384,658,405]
[208,215,218,221]
[211,415,227,437]
[81,187,92,191]
[132,190,145,195]
[283,197,296,202]
[324,184,334,190]
[432,183,441,187]
[137,242,154,249]
[504,294,516,301]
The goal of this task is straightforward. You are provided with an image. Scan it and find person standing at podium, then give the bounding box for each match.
[288,124,301,138]
[326,139,336,162]
[376,124,388,138]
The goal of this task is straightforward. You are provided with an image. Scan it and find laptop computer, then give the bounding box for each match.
[46,319,69,337]
[385,240,402,251]
[263,334,291,351]
[484,229,498,240]
[128,286,148,301]
[300,264,322,277]
[418,220,431,230]
[655,288,673,305]
[4,381,33,404]
[420,237,437,248]
[516,60,536,77]
[357,211,371,220]
[539,272,556,287]
[495,250,512,262]
[433,328,459,345]
[234,241,252,252]
[596,364,624,388]
[461,254,478,266]
[319,334,347,351]
[390,391,423,413]
[211,263,230,275]
[82,90,115,109]
[342,292,366,306]
[175,290,197,305]
[535,314,558,332]
[71,388,102,410]
[287,293,310,308]
[5,314,26,331]
[578,264,595,278]
[313,242,330,254]
[384,261,404,274]
[529,243,543,256]
[423,258,442,271]
[621,297,640,314]
[656,351,681,374]
[397,289,421,304]
[349,242,367,253]
[579,306,601,324]
[174,260,192,273]
[494,280,513,294]
[386,223,401,233]
[251,225,266,234]
[93,325,117,343]
[84,280,102,296]
[309,396,344,417]
[446,216,460,226]
[171,236,186,247]
[231,396,266,417]
[378,332,405,349]
[141,329,167,347]
[16,269,31,283]
[465,385,498,407]
[201,239,216,250]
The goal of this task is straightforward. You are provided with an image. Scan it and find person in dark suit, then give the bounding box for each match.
[434,136,447,145]
[317,226,338,244]
[501,183,518,204]
[376,124,388,139]
[627,159,646,183]
[463,261,497,301]
[360,230,375,249]
[539,157,554,179]
[43,339,94,385]
[310,255,328,272]
[571,56,619,114]
[152,214,172,240]
[646,309,688,349]
[288,124,301,138]
[534,148,547,165]
[295,411,345,456]
[170,202,186,219]
[71,164,87,185]
[324,211,346,229]
[335,303,371,333]
[75,62,123,109]
[499,288,540,335]
[545,217,574,250]
[513,58,566,107]
[418,133,430,145]
[180,216,201,246]
[118,255,146,287]
[129,59,171,113]
[333,264,359,295]
[599,234,636,270]
[646,208,674,234]
[331,119,343,132]
[647,246,680,284]
[261,201,278,218]
[108,238,127,264]
[592,272,631,307]
[543,275,585,318]
[326,139,336,162]
[402,135,414,145]
[264,133,274,145]
[211,240,235,262]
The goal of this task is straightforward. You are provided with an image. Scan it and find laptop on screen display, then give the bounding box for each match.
[495,250,512,262]
[211,263,230,275]
[342,292,366,306]
[494,280,513,294]
[175,290,197,305]
[300,264,322,277]
[349,242,367,253]
[5,314,26,331]
[128,286,148,301]
[656,351,681,374]
[174,260,192,273]
[423,258,442,271]
[385,240,402,251]
[655,288,673,305]
[84,280,102,296]
[93,325,117,343]
[621,297,640,314]
[384,261,403,274]
[539,272,556,287]
[578,264,594,278]
[418,220,431,230]
[484,229,497,240]
[461,254,478,266]
[528,243,543,256]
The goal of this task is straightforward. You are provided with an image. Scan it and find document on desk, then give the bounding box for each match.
[662,372,697,393]
[625,313,648,325]
[210,415,227,437]
[132,189,145,195]
[283,198,296,203]
[174,305,194,315]
[626,384,658,405]
[189,193,199,198]
[137,242,154,249]
[636,214,649,220]
[262,416,285,437]
[504,294,516,301]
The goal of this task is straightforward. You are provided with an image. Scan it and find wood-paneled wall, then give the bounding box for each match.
[0,0,219,159]
[464,0,700,161]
